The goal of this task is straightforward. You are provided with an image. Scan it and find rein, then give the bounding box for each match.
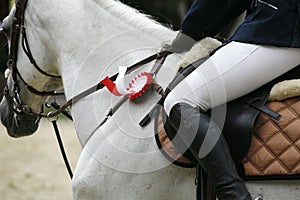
[44,50,172,119]
[47,51,171,180]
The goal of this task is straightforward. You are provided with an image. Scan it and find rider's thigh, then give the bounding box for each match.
[164,41,300,115]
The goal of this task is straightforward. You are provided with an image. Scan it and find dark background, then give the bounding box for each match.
[0,0,193,100]
[122,0,193,30]
[0,0,10,100]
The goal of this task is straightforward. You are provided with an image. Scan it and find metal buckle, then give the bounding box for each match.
[254,195,263,200]
[6,59,14,68]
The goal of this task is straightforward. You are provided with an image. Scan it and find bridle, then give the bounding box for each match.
[4,0,63,119]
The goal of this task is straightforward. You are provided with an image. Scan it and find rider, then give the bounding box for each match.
[164,0,300,199]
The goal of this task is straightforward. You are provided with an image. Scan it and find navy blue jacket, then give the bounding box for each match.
[181,0,300,47]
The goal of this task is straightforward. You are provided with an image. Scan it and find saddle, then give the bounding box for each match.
[154,64,300,180]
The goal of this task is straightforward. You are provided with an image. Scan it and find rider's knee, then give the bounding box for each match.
[164,91,182,116]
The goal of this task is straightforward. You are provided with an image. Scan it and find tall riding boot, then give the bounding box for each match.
[167,103,251,200]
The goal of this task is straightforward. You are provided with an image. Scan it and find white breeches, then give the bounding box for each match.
[164,41,300,115]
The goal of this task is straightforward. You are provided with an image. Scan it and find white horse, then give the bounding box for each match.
[0,0,299,199]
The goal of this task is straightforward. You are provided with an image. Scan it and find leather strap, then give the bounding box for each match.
[250,101,281,120]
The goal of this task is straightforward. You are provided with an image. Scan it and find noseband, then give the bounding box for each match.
[4,0,63,118]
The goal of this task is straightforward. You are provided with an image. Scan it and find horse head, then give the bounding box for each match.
[0,2,62,138]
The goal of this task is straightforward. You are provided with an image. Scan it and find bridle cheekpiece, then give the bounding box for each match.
[4,0,63,118]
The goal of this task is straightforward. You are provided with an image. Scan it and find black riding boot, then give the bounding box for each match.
[168,103,251,200]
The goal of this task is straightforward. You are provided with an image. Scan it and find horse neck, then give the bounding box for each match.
[29,0,176,100]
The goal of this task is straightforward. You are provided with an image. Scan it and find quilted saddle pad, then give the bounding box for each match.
[243,96,300,179]
[155,97,300,179]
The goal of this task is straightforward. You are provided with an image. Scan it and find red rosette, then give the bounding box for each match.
[127,72,153,100]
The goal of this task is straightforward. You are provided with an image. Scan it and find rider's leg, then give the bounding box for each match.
[167,103,251,200]
[164,41,300,199]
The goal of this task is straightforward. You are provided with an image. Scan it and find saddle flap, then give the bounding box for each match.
[154,107,197,168]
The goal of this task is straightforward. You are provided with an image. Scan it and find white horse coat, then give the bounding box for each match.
[4,0,300,199]
[28,0,195,199]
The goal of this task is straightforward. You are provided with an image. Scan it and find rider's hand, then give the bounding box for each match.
[164,31,196,53]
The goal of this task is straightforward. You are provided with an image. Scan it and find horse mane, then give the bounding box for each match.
[93,0,168,30]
